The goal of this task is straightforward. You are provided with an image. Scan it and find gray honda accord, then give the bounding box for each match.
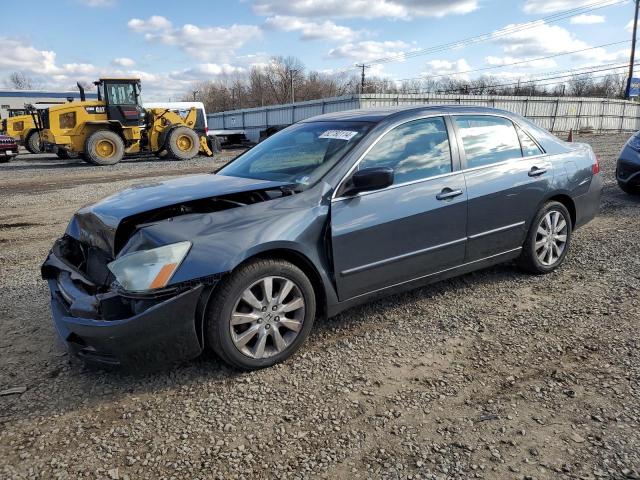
[42,106,602,370]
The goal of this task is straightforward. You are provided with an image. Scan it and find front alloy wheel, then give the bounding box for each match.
[206,259,316,370]
[230,276,305,359]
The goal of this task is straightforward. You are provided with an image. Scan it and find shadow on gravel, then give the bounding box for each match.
[1,161,90,171]
[1,154,214,172]
[0,261,524,423]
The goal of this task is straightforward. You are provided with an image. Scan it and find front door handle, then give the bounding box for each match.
[436,188,464,201]
[528,166,547,177]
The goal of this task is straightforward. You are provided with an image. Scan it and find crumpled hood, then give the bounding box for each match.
[65,174,291,255]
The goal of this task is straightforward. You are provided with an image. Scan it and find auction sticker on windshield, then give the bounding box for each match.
[319,130,358,141]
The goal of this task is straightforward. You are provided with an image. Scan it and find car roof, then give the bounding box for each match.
[301,105,517,124]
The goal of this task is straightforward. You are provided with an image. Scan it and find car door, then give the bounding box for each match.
[330,116,468,301]
[452,115,553,262]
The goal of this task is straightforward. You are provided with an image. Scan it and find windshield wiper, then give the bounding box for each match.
[280,185,304,195]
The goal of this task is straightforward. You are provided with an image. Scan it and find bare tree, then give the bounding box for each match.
[185,61,633,113]
[9,71,37,90]
[568,74,595,97]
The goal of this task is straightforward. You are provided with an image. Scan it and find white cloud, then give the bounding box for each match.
[253,0,478,19]
[127,15,173,32]
[112,57,135,67]
[0,36,251,101]
[492,21,626,63]
[327,40,411,61]
[0,37,58,74]
[128,16,262,61]
[523,0,616,14]
[424,58,472,80]
[264,16,359,41]
[627,19,635,32]
[77,0,116,6]
[570,14,606,25]
[172,63,246,81]
[485,56,558,69]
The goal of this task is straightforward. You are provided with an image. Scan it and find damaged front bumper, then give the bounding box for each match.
[41,240,209,369]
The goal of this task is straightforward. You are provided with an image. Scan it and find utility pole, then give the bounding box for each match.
[626,0,640,98]
[288,69,299,103]
[356,64,370,93]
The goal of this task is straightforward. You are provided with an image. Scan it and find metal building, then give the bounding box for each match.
[208,93,640,143]
[0,90,98,119]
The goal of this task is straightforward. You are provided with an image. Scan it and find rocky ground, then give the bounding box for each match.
[0,135,639,480]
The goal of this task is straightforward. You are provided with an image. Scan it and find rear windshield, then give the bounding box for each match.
[218,121,372,188]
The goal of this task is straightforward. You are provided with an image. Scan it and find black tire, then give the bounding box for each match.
[518,201,572,275]
[25,131,41,154]
[0,156,10,163]
[206,259,316,370]
[618,180,640,195]
[56,148,79,160]
[84,130,124,166]
[165,126,200,160]
[207,135,222,154]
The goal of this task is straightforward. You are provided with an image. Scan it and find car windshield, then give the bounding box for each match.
[218,121,372,188]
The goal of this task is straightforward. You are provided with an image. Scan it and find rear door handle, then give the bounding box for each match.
[436,188,464,201]
[528,167,547,177]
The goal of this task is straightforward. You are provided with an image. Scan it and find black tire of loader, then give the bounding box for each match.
[26,131,41,154]
[165,126,200,160]
[84,130,125,166]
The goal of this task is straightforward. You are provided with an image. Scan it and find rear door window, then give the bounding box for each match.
[516,126,544,157]
[455,116,522,168]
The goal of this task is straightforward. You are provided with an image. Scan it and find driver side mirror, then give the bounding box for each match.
[344,167,394,196]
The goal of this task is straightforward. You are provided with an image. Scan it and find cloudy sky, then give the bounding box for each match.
[0,0,636,100]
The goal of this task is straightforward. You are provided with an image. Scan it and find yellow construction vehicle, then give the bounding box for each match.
[38,78,212,165]
[2,108,42,153]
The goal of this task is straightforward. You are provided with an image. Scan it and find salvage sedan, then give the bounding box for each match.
[42,106,602,370]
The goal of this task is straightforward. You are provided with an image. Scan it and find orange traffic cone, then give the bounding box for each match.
[567,129,573,142]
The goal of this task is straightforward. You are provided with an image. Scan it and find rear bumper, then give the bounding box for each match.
[42,248,206,368]
[0,145,18,157]
[574,173,603,229]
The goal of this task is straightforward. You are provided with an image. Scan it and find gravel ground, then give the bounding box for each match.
[0,135,639,480]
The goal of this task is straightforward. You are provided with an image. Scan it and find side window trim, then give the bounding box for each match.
[452,114,531,171]
[333,114,463,200]
[515,124,546,157]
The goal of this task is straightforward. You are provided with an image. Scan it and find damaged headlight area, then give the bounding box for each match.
[108,241,191,292]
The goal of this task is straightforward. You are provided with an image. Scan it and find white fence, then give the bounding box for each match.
[208,93,640,142]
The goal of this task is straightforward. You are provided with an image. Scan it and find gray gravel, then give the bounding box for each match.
[1,135,639,479]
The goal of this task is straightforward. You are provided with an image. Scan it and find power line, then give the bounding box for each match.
[387,62,634,95]
[391,40,630,85]
[353,0,626,69]
[428,63,635,94]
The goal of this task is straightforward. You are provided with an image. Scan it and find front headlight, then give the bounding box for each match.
[107,241,191,292]
[628,132,640,152]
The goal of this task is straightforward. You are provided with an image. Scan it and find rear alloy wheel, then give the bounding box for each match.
[165,126,200,160]
[518,201,572,274]
[206,259,316,370]
[85,130,124,166]
[26,131,41,154]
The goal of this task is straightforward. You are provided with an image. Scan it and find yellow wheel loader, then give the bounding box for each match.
[2,109,42,154]
[37,78,212,166]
